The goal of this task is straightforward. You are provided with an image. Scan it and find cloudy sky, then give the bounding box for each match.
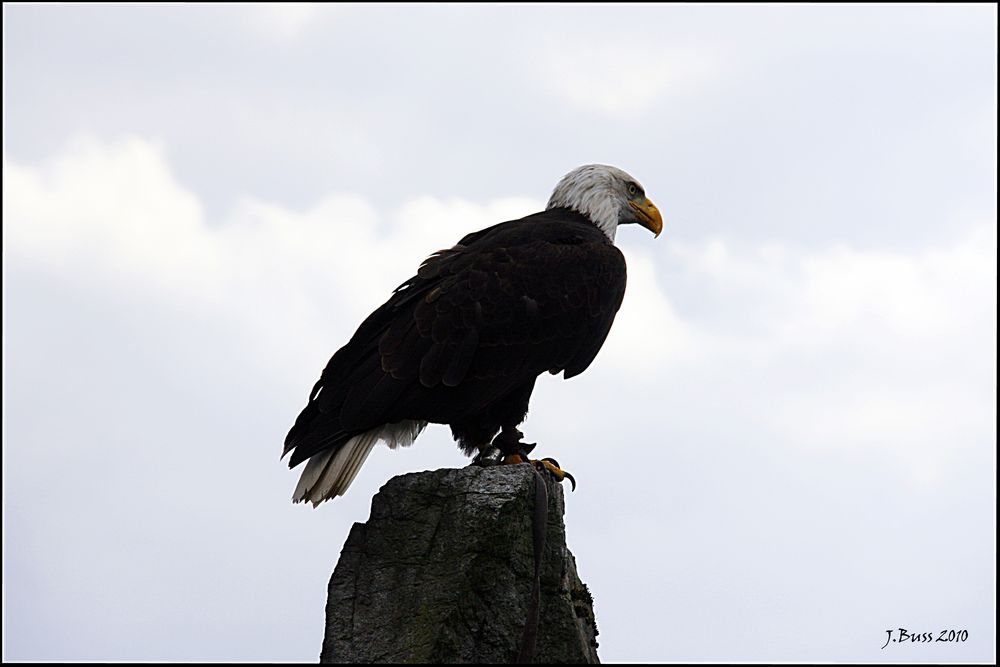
[3,3,996,663]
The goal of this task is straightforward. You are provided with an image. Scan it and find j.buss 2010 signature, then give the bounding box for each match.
[882,628,969,649]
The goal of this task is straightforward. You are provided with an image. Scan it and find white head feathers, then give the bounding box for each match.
[546,164,647,242]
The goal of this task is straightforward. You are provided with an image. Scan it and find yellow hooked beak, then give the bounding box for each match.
[629,197,663,237]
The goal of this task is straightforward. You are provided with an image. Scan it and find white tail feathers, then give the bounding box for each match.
[292,432,377,507]
[292,420,427,507]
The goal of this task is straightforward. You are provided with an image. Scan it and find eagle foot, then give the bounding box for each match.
[501,453,576,492]
[534,457,577,492]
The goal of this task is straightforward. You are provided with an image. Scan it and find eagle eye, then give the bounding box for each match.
[627,183,638,196]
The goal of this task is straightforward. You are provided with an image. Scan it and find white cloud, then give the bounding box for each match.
[4,136,215,297]
[658,227,997,484]
[601,249,701,370]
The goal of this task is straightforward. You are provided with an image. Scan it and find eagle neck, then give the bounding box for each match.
[545,205,618,243]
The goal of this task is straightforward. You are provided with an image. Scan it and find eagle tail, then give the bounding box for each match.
[291,420,428,506]
[292,431,379,506]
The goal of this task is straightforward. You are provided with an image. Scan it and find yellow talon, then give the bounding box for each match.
[534,459,563,479]
[532,458,577,492]
[500,453,576,491]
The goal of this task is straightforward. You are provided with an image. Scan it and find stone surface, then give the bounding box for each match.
[320,464,600,664]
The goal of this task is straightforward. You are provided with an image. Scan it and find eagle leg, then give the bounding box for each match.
[470,446,502,467]
[491,427,536,458]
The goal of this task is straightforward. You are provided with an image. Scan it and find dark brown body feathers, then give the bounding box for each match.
[284,207,627,467]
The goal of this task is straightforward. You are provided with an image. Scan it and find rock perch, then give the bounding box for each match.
[320,464,600,663]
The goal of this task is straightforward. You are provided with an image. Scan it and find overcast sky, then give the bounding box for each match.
[3,3,996,663]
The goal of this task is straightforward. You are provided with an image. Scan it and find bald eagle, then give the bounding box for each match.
[284,164,662,505]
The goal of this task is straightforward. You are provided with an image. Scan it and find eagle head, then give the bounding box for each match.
[546,164,663,242]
